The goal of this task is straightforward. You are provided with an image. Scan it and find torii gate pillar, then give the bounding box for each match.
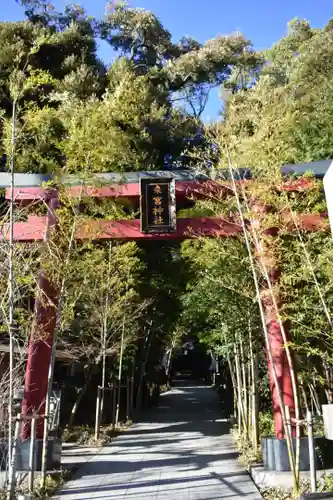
[21,195,60,440]
[2,169,325,441]
[324,160,333,239]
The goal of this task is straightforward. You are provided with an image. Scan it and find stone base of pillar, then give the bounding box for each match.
[17,437,62,471]
[261,436,333,471]
[0,436,62,471]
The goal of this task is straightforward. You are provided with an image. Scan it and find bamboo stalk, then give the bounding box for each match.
[286,198,333,332]
[285,405,293,451]
[324,364,333,404]
[238,175,301,490]
[247,359,252,440]
[28,414,36,493]
[226,150,297,490]
[136,324,154,411]
[249,323,259,447]
[254,352,260,447]
[8,98,17,478]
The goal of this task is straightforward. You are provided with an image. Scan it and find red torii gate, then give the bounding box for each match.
[0,169,328,440]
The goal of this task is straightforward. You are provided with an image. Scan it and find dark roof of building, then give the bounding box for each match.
[281,159,332,179]
[0,159,331,188]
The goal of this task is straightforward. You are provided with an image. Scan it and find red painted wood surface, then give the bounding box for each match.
[0,216,243,241]
[0,213,327,242]
[21,197,60,440]
[6,181,209,202]
[5,178,316,202]
[252,204,296,439]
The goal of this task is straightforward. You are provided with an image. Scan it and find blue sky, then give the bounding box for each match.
[2,0,333,121]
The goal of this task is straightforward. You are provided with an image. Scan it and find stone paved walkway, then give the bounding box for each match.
[53,382,261,499]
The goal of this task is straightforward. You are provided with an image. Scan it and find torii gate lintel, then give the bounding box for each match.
[0,165,329,441]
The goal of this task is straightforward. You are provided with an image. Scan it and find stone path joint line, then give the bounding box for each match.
[53,383,262,499]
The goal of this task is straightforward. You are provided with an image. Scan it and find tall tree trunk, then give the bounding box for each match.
[68,365,92,430]
[115,318,125,426]
[249,325,259,448]
[234,344,246,435]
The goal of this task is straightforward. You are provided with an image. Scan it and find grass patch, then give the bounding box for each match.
[231,426,262,468]
[31,469,73,499]
[260,482,310,500]
[62,420,131,446]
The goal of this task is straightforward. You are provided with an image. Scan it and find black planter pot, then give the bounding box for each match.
[262,436,333,472]
[17,438,62,471]
[0,438,62,472]
[0,439,8,470]
[300,494,333,499]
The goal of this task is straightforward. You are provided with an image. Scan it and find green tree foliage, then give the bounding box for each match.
[220,17,333,174]
[5,0,333,443]
[180,236,261,360]
[3,0,260,174]
[60,241,144,364]
[213,17,333,419]
[138,242,191,372]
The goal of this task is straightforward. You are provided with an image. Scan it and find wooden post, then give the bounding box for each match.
[28,415,36,493]
[95,386,102,441]
[126,376,130,422]
[112,379,117,428]
[307,410,317,493]
[7,413,21,500]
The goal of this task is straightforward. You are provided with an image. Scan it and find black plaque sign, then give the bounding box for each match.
[140,177,176,233]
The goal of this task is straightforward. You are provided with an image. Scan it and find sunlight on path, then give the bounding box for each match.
[53,383,261,499]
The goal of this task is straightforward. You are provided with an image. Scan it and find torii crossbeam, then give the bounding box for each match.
[0,163,329,440]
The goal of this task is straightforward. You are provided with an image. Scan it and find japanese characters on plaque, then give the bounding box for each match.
[140,177,176,233]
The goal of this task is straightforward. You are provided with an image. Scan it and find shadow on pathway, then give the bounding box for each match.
[53,380,262,500]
